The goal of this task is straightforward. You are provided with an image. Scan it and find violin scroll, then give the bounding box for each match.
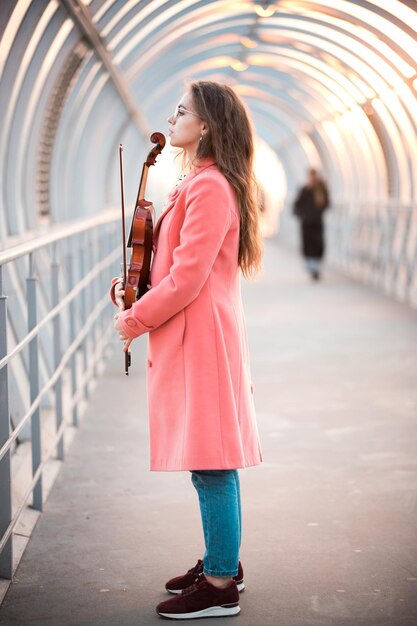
[145,132,166,167]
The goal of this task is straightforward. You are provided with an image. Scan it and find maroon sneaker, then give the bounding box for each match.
[157,574,240,619]
[165,559,245,594]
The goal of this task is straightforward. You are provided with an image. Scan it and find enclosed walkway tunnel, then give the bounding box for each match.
[0,0,417,622]
[1,1,417,294]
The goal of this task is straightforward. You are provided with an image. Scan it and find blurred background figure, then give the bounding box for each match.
[293,168,330,281]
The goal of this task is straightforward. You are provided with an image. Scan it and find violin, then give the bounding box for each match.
[119,132,166,375]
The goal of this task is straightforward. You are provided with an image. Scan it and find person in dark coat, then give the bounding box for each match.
[293,168,330,280]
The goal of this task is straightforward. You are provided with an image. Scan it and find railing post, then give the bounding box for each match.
[89,236,97,380]
[0,266,13,579]
[79,240,89,400]
[98,232,105,340]
[66,251,78,427]
[107,227,115,309]
[97,232,104,357]
[27,253,43,511]
[51,246,64,461]
[409,207,417,304]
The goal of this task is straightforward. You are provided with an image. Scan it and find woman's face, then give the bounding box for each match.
[167,92,206,155]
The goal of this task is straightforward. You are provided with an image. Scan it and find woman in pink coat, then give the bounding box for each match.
[113,80,262,620]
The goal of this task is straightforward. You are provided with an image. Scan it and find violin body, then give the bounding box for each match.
[124,200,154,308]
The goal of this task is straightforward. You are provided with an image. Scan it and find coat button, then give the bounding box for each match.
[147,359,152,367]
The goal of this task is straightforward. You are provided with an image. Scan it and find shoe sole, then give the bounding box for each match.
[167,581,245,595]
[157,604,240,619]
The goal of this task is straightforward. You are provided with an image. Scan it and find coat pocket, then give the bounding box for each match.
[152,308,186,348]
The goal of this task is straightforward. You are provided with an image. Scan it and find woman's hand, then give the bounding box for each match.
[114,279,125,310]
[114,312,132,352]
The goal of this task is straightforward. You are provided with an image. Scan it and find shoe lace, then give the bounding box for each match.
[181,572,205,596]
[187,559,203,575]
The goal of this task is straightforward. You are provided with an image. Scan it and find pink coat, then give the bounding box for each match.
[113,159,262,471]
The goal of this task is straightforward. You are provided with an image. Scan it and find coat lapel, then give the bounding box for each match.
[153,186,183,240]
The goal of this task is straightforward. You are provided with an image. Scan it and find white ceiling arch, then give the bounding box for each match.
[0,0,416,240]
[89,0,417,202]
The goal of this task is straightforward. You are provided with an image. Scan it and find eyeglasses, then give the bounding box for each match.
[172,105,201,120]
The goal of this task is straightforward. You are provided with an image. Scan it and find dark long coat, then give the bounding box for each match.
[293,182,330,259]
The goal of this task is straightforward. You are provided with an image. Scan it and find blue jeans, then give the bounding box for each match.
[306,257,322,274]
[191,470,241,577]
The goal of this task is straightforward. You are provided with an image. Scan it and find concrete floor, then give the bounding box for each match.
[0,239,417,626]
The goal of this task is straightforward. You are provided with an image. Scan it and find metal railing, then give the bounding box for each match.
[0,211,121,579]
[327,202,417,306]
[278,201,417,308]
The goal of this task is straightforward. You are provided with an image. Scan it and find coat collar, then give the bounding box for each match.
[153,159,216,238]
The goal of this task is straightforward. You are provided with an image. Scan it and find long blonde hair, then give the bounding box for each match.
[189,81,262,278]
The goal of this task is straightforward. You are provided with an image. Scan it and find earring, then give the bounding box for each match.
[200,131,205,142]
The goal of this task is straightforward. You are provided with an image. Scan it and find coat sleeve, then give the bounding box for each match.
[322,184,330,211]
[117,175,232,339]
[293,187,305,217]
[109,277,120,306]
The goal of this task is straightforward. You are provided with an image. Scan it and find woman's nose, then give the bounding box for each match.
[167,115,175,125]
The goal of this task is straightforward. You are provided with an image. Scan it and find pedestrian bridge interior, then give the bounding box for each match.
[0,1,416,624]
